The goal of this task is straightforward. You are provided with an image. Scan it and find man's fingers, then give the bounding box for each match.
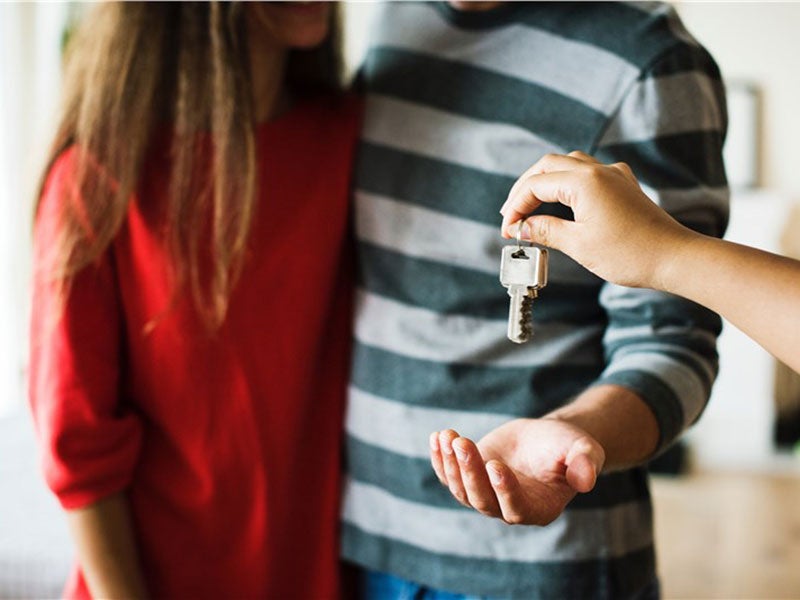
[485,460,536,525]
[565,436,605,494]
[439,430,469,506]
[430,431,447,486]
[452,437,502,517]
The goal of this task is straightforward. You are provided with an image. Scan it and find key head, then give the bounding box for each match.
[500,246,548,288]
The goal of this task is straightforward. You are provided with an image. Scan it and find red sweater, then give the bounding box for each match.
[29,97,360,599]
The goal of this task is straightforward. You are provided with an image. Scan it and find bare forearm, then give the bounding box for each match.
[66,493,148,599]
[660,233,800,373]
[546,384,659,471]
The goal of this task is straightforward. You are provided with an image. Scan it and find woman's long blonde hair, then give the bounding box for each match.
[38,2,343,327]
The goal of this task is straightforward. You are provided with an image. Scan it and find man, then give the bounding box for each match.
[343,2,727,598]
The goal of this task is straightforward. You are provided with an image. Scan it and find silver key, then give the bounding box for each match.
[500,243,548,344]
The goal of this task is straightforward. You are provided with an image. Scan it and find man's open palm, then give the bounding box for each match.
[430,418,605,525]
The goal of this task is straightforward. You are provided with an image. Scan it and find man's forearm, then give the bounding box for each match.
[66,492,148,599]
[545,384,660,472]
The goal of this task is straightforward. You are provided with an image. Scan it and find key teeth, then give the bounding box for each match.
[506,287,537,343]
[518,295,534,341]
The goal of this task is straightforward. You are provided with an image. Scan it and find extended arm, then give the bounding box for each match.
[67,493,148,599]
[662,233,800,373]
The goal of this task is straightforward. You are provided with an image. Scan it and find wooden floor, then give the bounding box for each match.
[652,472,800,599]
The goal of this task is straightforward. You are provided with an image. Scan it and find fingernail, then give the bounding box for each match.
[519,220,532,240]
[488,465,503,485]
[453,442,468,462]
[500,218,511,237]
[429,432,438,451]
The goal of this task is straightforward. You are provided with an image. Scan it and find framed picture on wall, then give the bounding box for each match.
[723,81,761,189]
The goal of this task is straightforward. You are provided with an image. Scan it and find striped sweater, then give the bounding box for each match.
[342,2,728,598]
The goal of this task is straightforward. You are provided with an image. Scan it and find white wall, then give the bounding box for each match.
[677,2,800,197]
[0,3,67,416]
[342,2,377,79]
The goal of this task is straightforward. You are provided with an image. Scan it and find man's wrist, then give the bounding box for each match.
[544,384,660,471]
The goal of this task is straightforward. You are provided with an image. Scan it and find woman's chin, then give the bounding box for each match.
[261,2,332,49]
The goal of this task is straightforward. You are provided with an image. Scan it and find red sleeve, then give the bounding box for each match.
[28,148,142,510]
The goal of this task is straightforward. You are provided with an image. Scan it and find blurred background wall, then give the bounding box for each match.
[0,3,68,419]
[679,2,800,196]
[0,5,72,596]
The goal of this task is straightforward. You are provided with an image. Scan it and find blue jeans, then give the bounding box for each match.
[359,570,661,600]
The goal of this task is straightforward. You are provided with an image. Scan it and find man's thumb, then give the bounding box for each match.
[565,436,605,493]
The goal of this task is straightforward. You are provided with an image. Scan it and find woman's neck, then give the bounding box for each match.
[248,34,289,123]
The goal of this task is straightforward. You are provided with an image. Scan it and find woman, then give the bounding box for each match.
[29,3,359,598]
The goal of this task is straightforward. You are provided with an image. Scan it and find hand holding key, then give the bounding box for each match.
[501,152,800,376]
[499,151,694,291]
